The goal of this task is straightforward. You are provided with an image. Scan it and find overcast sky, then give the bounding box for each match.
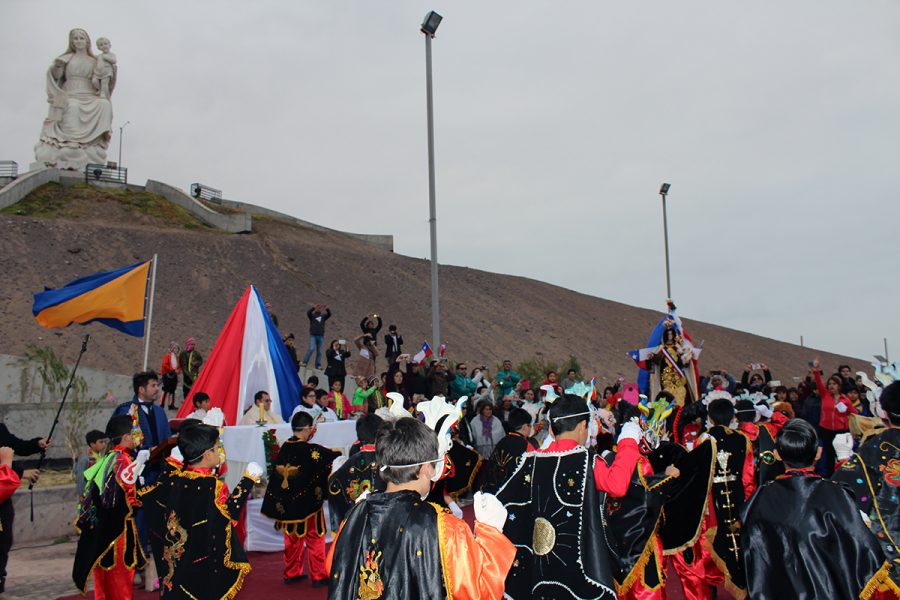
[3,1,899,361]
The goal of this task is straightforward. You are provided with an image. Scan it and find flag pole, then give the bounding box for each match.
[142,255,158,370]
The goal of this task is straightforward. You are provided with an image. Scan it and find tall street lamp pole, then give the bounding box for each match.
[118,120,130,168]
[422,11,443,351]
[659,183,672,300]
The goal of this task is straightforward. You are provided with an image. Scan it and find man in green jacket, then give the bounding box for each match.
[449,362,478,401]
[496,360,521,399]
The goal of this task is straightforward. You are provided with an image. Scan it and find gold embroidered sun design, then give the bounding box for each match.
[533,517,556,556]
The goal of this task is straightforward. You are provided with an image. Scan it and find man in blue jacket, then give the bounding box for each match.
[112,371,172,485]
[112,370,172,582]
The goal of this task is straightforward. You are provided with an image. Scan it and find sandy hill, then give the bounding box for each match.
[0,182,865,387]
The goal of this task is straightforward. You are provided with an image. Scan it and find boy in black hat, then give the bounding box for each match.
[143,423,262,598]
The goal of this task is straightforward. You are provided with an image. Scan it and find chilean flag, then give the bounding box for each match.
[412,341,434,365]
[626,348,654,370]
[175,285,301,425]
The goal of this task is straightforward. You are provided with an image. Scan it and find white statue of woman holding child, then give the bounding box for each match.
[34,28,116,170]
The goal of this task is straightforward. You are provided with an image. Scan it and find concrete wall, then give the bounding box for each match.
[145,179,252,233]
[0,354,132,462]
[12,484,79,544]
[0,167,58,210]
[218,198,394,252]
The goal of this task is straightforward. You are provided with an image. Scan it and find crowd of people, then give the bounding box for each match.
[3,300,899,599]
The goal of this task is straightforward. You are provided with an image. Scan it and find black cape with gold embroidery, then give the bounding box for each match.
[137,456,183,580]
[327,449,385,524]
[144,467,254,599]
[604,438,715,593]
[741,470,891,600]
[495,446,617,599]
[261,438,340,534]
[72,450,146,593]
[654,439,716,554]
[328,490,446,600]
[480,432,536,493]
[706,426,751,593]
[443,441,482,499]
[832,426,900,588]
[604,453,670,592]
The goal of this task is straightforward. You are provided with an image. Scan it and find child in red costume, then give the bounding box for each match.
[73,414,148,599]
[261,411,340,587]
[672,397,754,600]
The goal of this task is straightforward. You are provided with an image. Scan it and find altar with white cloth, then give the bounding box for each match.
[222,422,356,551]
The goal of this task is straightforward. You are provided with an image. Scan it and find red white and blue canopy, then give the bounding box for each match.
[176,285,300,425]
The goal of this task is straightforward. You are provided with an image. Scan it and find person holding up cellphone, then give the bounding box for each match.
[741,362,773,393]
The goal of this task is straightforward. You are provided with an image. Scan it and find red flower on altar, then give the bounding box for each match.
[884,459,900,487]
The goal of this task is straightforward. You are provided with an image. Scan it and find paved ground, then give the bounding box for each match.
[3,539,82,600]
[6,534,734,600]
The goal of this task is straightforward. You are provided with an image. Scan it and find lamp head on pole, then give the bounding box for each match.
[659,182,671,196]
[421,11,443,37]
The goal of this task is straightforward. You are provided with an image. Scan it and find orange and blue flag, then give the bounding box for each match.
[32,261,151,337]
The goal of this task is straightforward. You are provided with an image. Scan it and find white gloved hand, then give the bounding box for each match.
[448,500,464,519]
[617,421,643,444]
[833,433,854,462]
[135,449,151,466]
[355,489,371,504]
[244,462,264,481]
[836,402,848,414]
[755,403,774,419]
[170,446,183,463]
[473,491,507,531]
[120,450,150,485]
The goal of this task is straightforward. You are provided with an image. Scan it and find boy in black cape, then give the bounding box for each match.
[672,396,754,600]
[480,407,537,492]
[741,419,894,599]
[73,414,148,599]
[605,399,716,600]
[832,380,900,594]
[328,413,386,524]
[143,423,260,599]
[326,415,516,599]
[494,394,643,599]
[261,411,340,586]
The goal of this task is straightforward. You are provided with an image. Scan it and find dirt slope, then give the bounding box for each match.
[0,183,866,386]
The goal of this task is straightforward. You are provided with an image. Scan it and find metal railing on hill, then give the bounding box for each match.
[190,182,223,203]
[0,161,18,178]
[85,163,127,184]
